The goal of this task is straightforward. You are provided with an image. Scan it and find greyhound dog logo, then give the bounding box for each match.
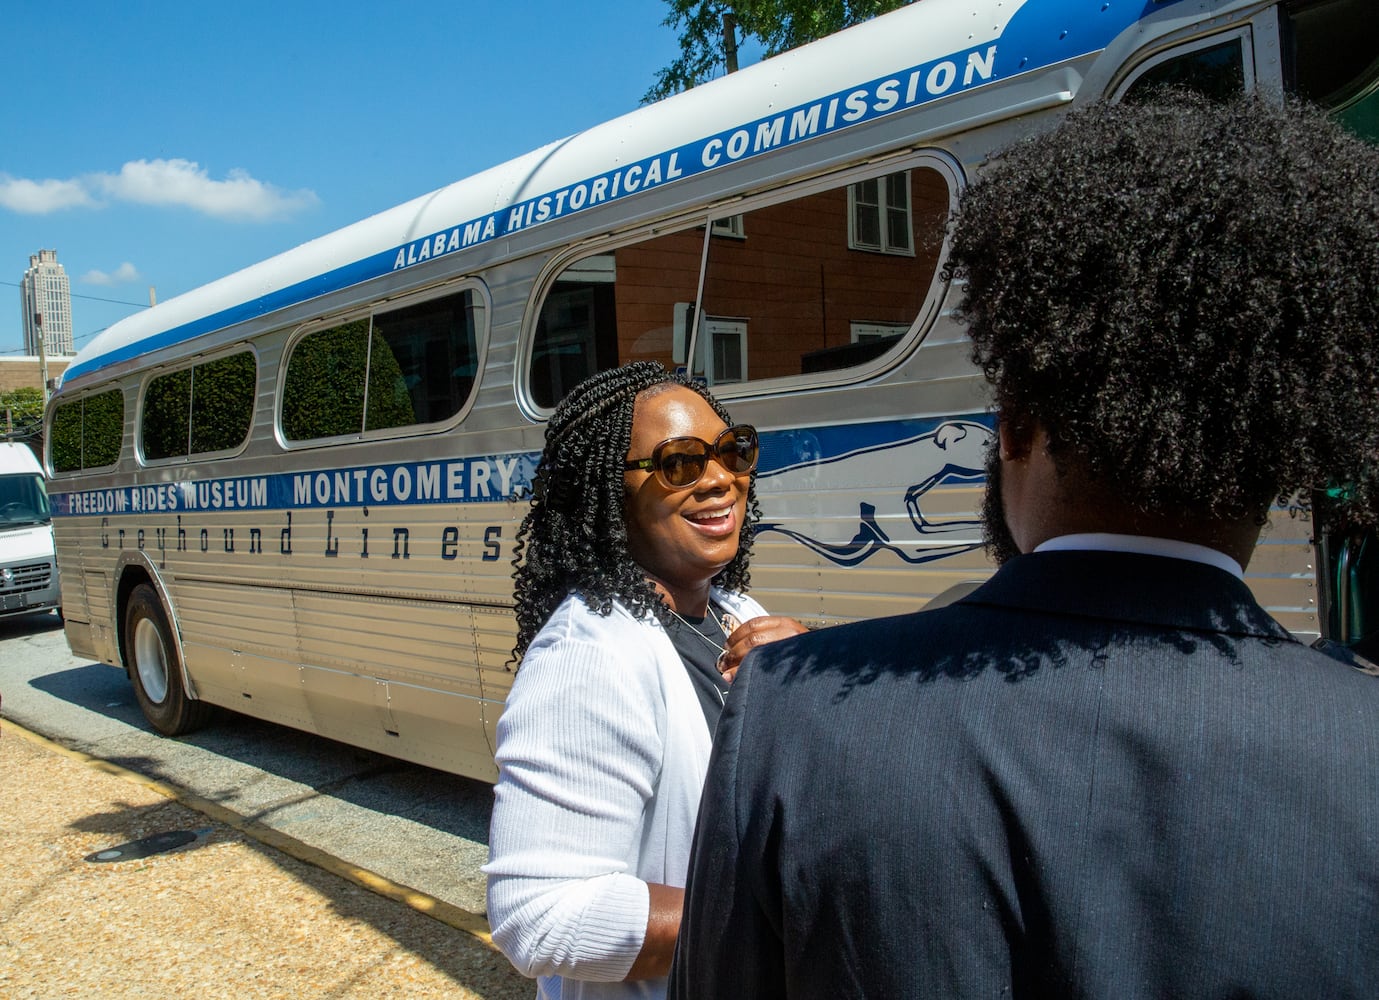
[756,419,992,566]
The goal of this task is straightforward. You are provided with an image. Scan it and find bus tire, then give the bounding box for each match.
[123,583,211,736]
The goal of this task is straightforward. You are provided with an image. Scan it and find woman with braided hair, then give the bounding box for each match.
[485,361,804,1000]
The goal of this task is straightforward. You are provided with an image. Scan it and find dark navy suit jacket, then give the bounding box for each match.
[670,550,1379,999]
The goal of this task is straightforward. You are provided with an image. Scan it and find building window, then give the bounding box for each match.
[711,215,746,239]
[848,171,915,255]
[697,317,748,385]
[850,321,910,343]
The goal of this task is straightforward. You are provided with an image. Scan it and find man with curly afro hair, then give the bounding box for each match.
[672,94,1379,1000]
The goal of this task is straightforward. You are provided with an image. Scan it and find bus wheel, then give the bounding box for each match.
[123,583,211,736]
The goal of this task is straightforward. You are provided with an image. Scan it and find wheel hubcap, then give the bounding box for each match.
[133,618,170,704]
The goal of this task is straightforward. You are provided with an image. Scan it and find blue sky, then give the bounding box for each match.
[1,2,743,357]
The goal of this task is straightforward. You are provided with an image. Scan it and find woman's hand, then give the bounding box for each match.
[717,615,808,683]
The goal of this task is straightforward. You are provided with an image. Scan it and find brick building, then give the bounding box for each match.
[0,356,70,395]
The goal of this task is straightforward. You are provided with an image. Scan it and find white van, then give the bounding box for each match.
[0,441,60,619]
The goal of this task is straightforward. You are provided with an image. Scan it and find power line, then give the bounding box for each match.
[0,325,108,356]
[2,276,143,355]
[0,278,147,309]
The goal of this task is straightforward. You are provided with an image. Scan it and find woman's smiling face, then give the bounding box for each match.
[623,385,750,614]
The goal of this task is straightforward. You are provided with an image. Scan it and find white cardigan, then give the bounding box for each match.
[484,588,767,1000]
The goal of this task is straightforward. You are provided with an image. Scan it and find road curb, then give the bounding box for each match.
[1,715,496,946]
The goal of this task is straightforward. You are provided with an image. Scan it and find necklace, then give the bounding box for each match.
[666,603,731,660]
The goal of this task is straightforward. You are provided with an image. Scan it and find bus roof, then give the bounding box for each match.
[61,0,1201,388]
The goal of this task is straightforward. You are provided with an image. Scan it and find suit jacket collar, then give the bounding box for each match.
[960,549,1293,642]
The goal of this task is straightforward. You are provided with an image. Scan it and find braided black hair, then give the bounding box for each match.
[946,93,1379,531]
[511,361,760,662]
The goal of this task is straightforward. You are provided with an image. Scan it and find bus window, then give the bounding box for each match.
[83,390,124,468]
[1122,37,1248,103]
[191,353,256,453]
[142,351,255,461]
[281,288,483,442]
[283,318,371,441]
[695,164,950,383]
[367,291,482,431]
[527,161,954,405]
[529,229,703,409]
[1286,0,1379,143]
[50,388,124,473]
[142,368,191,461]
[50,400,84,473]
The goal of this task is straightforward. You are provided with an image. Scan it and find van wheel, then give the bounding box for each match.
[123,583,211,736]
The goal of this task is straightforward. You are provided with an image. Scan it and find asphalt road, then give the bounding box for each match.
[0,609,497,920]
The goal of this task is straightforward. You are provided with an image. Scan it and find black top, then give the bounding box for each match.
[663,603,732,733]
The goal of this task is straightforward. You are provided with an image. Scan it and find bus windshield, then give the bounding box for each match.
[1288,0,1379,142]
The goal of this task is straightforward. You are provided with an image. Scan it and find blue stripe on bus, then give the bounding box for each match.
[49,415,993,517]
[50,451,542,517]
[64,249,397,384]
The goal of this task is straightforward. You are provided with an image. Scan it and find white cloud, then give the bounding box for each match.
[0,159,318,221]
[81,262,142,286]
[0,175,95,213]
[94,158,319,221]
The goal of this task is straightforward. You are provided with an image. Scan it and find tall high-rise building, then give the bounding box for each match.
[20,249,75,356]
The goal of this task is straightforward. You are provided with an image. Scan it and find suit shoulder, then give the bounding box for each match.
[834,603,984,640]
[1307,637,1379,678]
[740,606,978,687]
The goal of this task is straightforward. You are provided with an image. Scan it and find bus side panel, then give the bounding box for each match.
[84,566,117,663]
[158,497,519,778]
[53,526,96,657]
[175,574,307,724]
[52,509,122,663]
[708,296,994,624]
[1249,511,1321,641]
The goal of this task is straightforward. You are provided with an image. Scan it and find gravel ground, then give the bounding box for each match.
[0,723,532,1000]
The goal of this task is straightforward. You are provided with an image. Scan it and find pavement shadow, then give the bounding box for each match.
[26,662,493,845]
[23,659,148,725]
[0,608,65,637]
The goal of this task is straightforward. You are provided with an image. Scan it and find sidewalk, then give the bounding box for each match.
[0,719,531,1000]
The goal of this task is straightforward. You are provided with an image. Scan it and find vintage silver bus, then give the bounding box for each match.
[45,0,1378,780]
